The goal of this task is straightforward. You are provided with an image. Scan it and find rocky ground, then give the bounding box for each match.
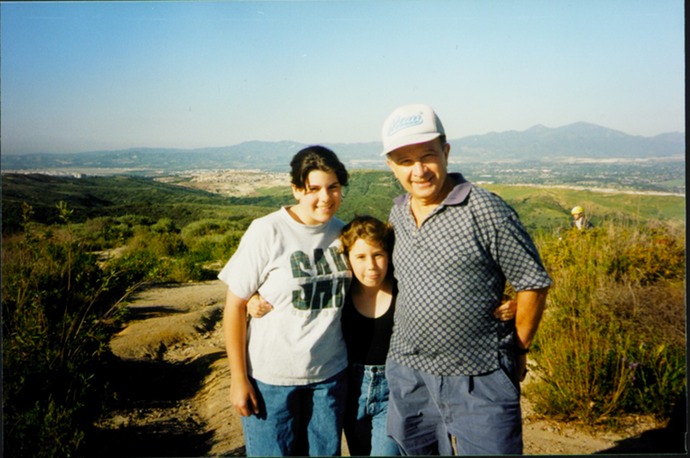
[90,281,685,457]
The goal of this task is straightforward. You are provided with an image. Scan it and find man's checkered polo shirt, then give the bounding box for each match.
[388,173,553,376]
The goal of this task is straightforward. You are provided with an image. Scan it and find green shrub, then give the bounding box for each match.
[103,221,242,283]
[180,218,234,241]
[623,341,686,416]
[2,204,122,457]
[529,222,686,423]
[151,217,179,234]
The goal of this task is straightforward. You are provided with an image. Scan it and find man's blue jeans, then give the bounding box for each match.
[385,352,523,455]
[241,369,347,456]
[344,363,401,456]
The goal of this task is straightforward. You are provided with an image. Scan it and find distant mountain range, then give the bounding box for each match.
[1,122,684,173]
[454,122,684,160]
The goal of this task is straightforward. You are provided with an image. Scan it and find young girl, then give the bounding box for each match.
[338,215,400,456]
[219,146,352,457]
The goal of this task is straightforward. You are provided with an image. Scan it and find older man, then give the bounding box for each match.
[381,104,552,455]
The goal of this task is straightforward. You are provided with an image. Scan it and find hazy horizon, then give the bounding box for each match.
[0,119,685,157]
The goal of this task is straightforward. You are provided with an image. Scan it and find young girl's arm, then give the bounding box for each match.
[246,293,274,318]
[224,289,260,417]
[493,298,517,321]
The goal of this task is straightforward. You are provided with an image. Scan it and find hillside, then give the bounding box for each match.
[0,171,403,234]
[3,171,685,457]
[1,173,236,233]
[2,171,684,236]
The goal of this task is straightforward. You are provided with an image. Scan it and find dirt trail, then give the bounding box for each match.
[92,281,682,457]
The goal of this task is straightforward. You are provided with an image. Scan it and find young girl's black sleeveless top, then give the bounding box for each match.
[341,288,397,366]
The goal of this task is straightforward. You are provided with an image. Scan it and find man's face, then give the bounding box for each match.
[386,138,450,206]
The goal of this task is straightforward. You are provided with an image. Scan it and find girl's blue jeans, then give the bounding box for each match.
[241,369,347,457]
[344,363,401,456]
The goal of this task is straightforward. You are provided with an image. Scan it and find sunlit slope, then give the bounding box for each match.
[2,171,684,235]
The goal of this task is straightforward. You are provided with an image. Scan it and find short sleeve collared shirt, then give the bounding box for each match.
[388,173,553,376]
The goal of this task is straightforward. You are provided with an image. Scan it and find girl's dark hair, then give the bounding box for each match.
[289,145,349,189]
[339,215,394,258]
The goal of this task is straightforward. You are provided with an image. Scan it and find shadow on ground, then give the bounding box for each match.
[596,393,687,455]
[124,305,190,319]
[87,423,216,457]
[84,352,228,457]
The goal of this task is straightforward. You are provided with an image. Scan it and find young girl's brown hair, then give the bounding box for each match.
[339,215,394,259]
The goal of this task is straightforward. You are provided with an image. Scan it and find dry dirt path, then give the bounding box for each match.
[92,281,680,457]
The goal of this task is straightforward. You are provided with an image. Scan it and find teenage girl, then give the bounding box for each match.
[220,145,351,457]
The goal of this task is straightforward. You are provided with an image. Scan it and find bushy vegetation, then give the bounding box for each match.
[528,222,686,424]
[1,174,237,233]
[1,172,686,455]
[3,204,134,457]
[338,170,404,222]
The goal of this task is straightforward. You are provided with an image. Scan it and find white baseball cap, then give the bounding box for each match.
[380,104,445,156]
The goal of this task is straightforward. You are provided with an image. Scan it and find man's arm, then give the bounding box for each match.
[513,286,549,381]
[514,286,550,350]
[223,289,260,416]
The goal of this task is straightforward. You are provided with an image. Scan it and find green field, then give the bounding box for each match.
[484,184,685,233]
[2,171,684,235]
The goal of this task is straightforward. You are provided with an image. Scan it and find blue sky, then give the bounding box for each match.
[0,0,684,155]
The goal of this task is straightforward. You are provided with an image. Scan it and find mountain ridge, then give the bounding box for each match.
[454,122,684,160]
[1,122,684,173]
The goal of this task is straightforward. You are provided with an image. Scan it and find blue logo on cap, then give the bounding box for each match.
[387,112,424,136]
